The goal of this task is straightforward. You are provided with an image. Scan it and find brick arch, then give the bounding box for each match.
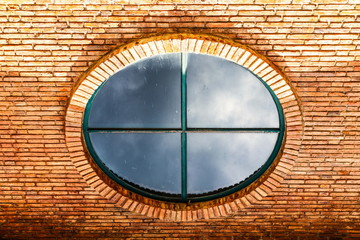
[65,33,303,221]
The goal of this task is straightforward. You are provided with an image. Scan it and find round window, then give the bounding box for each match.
[83,53,285,203]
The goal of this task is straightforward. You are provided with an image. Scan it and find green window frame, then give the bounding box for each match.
[83,52,285,203]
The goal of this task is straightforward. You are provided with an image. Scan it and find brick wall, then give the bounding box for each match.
[0,0,359,239]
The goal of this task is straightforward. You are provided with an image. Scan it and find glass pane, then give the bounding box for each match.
[88,53,181,128]
[89,132,181,194]
[187,53,279,128]
[187,132,278,195]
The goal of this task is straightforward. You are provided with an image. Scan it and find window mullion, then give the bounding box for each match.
[181,53,188,201]
[181,132,187,201]
[181,52,188,131]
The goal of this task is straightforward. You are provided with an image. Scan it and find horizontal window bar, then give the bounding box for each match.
[87,128,281,133]
[87,128,182,133]
[186,128,281,132]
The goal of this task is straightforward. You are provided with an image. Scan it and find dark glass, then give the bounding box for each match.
[89,132,181,194]
[88,53,181,128]
[186,53,279,128]
[187,132,278,195]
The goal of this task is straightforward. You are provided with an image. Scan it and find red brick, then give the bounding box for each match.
[0,2,359,239]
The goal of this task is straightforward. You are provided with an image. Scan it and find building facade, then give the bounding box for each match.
[0,0,359,239]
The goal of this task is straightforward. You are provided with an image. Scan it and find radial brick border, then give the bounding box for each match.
[65,33,303,221]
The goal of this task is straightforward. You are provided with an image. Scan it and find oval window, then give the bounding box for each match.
[83,53,285,203]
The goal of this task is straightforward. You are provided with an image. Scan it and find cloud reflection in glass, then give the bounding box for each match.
[90,132,182,194]
[88,54,181,129]
[187,53,279,128]
[187,132,278,194]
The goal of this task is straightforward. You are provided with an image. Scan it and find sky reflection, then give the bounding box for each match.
[186,53,279,128]
[90,132,181,194]
[88,53,181,129]
[187,132,278,194]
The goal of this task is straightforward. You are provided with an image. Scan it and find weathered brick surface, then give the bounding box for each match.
[0,0,359,239]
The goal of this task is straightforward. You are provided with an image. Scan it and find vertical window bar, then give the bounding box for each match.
[181,53,188,131]
[181,132,187,201]
[181,53,188,201]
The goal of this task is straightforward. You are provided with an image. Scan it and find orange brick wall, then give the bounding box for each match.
[0,0,359,239]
